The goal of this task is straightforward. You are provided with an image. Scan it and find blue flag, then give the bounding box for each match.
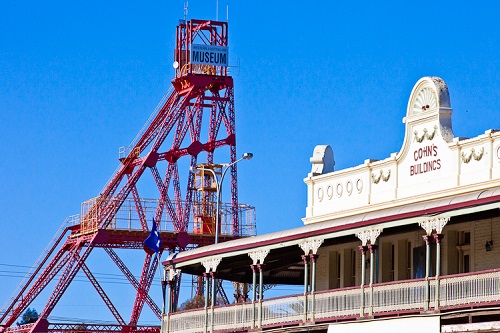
[143,219,162,254]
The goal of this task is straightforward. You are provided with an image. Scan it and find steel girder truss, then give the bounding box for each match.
[1,19,240,333]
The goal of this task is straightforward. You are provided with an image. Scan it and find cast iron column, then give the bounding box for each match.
[250,264,257,330]
[257,263,265,329]
[367,243,378,316]
[310,254,319,323]
[422,235,431,311]
[301,254,310,323]
[359,245,368,317]
[434,233,444,309]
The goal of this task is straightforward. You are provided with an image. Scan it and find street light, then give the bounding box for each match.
[192,152,253,245]
[191,152,252,319]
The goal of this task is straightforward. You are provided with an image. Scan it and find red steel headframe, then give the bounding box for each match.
[0,19,240,333]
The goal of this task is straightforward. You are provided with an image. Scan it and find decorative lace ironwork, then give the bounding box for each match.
[248,249,270,264]
[299,239,324,255]
[419,217,450,235]
[356,228,383,246]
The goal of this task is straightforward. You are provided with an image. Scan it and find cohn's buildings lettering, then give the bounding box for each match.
[410,144,441,176]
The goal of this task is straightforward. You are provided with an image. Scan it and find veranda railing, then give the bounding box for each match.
[163,269,500,333]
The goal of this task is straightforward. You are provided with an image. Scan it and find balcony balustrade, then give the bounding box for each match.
[163,269,500,333]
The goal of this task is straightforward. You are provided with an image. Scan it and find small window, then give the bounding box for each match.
[459,231,471,245]
[464,232,471,245]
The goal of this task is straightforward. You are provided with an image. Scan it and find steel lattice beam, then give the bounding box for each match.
[0,227,70,325]
[104,248,162,319]
[81,263,126,326]
[129,253,161,325]
[1,19,244,333]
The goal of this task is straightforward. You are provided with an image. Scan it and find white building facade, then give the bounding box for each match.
[161,77,500,333]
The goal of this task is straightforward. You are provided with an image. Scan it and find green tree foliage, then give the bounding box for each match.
[17,308,39,325]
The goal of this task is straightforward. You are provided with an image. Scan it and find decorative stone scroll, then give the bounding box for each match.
[299,239,324,255]
[201,257,222,273]
[356,228,383,246]
[309,145,335,176]
[248,249,270,265]
[371,170,391,184]
[414,125,438,143]
[419,217,450,235]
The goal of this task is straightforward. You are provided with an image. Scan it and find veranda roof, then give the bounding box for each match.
[163,187,500,283]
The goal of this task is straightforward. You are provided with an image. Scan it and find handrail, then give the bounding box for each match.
[79,197,256,236]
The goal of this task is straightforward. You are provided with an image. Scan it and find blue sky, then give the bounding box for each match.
[1,0,498,325]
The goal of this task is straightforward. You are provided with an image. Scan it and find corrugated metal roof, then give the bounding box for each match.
[165,187,500,267]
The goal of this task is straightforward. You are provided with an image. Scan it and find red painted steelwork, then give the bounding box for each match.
[0,19,246,333]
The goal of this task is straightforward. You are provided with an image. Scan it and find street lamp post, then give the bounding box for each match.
[193,152,253,245]
[192,152,252,332]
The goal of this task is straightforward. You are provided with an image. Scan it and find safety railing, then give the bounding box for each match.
[163,269,500,333]
[77,197,256,237]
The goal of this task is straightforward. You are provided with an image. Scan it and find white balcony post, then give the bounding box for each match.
[257,263,265,329]
[201,258,221,333]
[164,286,170,333]
[422,235,431,311]
[418,217,449,311]
[299,239,323,324]
[250,264,257,330]
[310,253,319,323]
[210,271,217,333]
[358,245,368,317]
[164,267,180,333]
[367,243,378,316]
[162,267,168,316]
[357,228,382,317]
[248,249,269,330]
[165,280,171,315]
[301,254,310,324]
[434,233,444,308]
[204,272,210,333]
